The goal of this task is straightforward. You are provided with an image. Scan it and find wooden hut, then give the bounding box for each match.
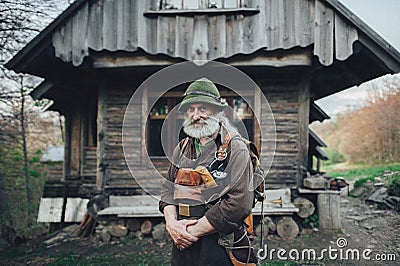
[6,0,400,227]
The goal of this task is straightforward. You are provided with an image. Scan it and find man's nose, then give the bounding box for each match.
[192,108,201,119]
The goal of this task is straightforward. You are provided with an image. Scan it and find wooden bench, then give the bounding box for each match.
[252,188,299,216]
[98,188,298,218]
[97,195,163,217]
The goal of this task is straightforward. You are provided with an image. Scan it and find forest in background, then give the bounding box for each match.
[311,74,400,165]
[0,0,70,251]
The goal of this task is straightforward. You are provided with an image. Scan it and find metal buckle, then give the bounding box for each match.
[178,203,190,217]
[215,149,227,161]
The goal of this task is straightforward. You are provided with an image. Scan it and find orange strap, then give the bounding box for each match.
[216,134,231,160]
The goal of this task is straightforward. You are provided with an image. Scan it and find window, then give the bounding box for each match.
[161,0,246,9]
[146,87,257,158]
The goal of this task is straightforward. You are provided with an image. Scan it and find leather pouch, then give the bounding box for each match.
[175,168,202,186]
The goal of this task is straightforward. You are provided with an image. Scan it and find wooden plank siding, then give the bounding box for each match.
[262,83,300,188]
[94,80,306,191]
[102,86,140,188]
[52,0,357,67]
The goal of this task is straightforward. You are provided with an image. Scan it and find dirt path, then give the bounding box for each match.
[263,194,399,265]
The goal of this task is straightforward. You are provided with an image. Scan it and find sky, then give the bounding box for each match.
[316,0,400,117]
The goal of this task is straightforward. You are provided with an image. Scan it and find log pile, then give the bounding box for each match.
[95,218,168,243]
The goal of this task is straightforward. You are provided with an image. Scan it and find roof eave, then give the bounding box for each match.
[324,0,400,72]
[4,0,87,72]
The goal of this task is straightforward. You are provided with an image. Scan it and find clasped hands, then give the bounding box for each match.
[166,219,199,251]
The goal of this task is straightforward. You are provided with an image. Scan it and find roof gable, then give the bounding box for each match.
[49,0,356,66]
[6,0,400,75]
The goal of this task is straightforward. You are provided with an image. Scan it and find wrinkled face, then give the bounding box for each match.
[186,103,213,121]
[182,103,220,139]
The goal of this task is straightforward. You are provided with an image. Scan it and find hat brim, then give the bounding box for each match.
[178,95,227,112]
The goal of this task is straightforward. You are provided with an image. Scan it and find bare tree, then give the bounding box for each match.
[0,0,70,244]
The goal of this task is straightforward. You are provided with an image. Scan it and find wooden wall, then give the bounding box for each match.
[94,78,309,192]
[97,84,142,190]
[261,81,308,188]
[64,89,98,182]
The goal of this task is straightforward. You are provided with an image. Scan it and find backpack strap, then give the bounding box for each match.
[215,134,231,160]
[216,134,242,161]
[173,137,190,178]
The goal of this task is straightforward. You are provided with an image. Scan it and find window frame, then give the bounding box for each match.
[161,0,245,10]
[145,89,259,160]
[144,0,259,17]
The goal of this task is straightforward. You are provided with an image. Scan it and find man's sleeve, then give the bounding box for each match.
[159,144,182,213]
[205,140,253,234]
[159,161,176,213]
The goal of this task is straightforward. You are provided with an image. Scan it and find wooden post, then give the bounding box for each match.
[254,84,261,152]
[318,193,341,230]
[63,113,71,181]
[66,106,82,177]
[80,95,89,176]
[96,84,107,190]
[141,87,147,163]
[297,80,310,187]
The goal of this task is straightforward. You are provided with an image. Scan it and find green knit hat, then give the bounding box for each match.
[178,78,227,112]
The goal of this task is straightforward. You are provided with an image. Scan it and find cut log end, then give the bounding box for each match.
[293,197,315,218]
[276,217,299,240]
[140,219,153,235]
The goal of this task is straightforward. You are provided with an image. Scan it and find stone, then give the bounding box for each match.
[152,223,168,241]
[346,215,369,222]
[134,231,143,240]
[350,187,367,197]
[304,176,328,189]
[366,187,388,204]
[100,228,111,242]
[97,224,104,230]
[360,221,376,230]
[383,196,400,210]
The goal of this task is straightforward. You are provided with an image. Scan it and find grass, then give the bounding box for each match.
[260,261,298,266]
[0,247,26,259]
[46,252,171,266]
[353,177,375,188]
[323,162,400,180]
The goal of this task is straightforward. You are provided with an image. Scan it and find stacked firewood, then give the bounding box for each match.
[95,218,168,243]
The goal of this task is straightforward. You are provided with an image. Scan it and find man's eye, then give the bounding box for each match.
[200,106,208,111]
[188,107,194,112]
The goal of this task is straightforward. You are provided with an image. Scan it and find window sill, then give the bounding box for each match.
[144,8,260,18]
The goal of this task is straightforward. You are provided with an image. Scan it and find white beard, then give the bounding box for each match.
[182,113,220,139]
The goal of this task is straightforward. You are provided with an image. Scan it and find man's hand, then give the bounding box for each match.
[163,205,199,251]
[166,219,199,250]
[187,216,215,237]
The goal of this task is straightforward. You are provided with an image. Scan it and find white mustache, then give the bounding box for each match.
[182,115,220,139]
[183,115,217,126]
